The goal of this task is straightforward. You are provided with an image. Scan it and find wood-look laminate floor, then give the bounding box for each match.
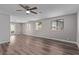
[0,34,79,55]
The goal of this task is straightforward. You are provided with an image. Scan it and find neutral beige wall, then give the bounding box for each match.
[77,11,79,47]
[15,23,21,34]
[23,13,77,43]
[0,14,10,44]
[11,23,24,34]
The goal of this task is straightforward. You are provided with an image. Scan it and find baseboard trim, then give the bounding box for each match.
[0,40,10,44]
[76,42,79,47]
[23,34,77,45]
[50,37,77,44]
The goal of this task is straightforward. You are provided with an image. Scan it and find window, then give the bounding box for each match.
[52,19,64,31]
[10,24,15,34]
[36,22,42,30]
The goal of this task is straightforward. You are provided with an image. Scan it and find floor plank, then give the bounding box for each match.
[0,34,79,55]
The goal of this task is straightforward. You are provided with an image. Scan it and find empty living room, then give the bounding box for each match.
[0,4,79,55]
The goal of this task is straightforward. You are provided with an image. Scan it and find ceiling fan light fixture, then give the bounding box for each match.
[26,10,30,14]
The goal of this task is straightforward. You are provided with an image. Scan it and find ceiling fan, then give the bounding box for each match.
[16,4,38,14]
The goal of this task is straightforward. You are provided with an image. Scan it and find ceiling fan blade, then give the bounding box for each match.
[29,7,37,10]
[25,6,30,9]
[19,4,27,10]
[16,10,22,11]
[30,11,37,14]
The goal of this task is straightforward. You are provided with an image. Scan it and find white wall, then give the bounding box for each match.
[0,14,10,44]
[23,13,77,43]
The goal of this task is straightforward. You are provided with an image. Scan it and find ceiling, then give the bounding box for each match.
[0,4,79,23]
